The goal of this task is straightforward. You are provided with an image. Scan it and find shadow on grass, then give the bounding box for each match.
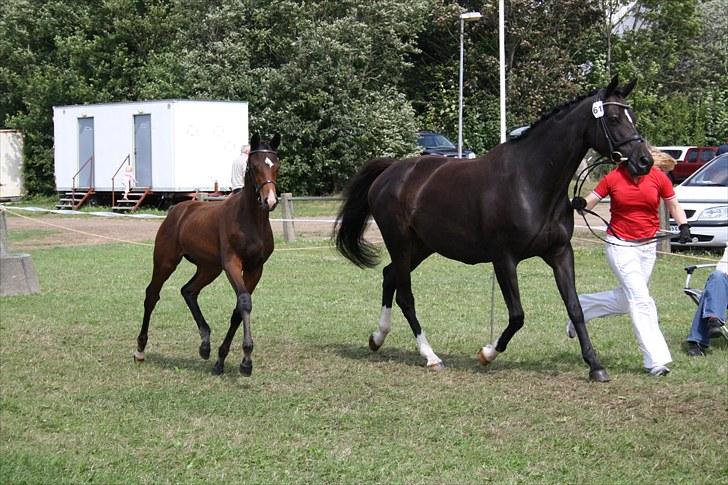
[323,341,646,380]
[141,351,247,379]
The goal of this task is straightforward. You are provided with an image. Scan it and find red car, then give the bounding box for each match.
[669,146,718,183]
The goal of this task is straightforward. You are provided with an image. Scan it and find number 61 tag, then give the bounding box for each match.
[592,101,604,118]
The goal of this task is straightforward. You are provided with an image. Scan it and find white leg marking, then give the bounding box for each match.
[416,333,442,367]
[479,341,500,363]
[134,350,145,361]
[372,306,392,347]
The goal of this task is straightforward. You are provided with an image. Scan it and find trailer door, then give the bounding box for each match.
[134,114,152,187]
[78,118,94,188]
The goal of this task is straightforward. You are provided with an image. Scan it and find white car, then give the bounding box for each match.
[656,145,693,162]
[670,153,728,248]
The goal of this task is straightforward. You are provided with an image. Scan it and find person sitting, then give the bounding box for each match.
[685,247,728,356]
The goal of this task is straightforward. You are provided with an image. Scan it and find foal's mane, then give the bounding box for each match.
[511,83,630,143]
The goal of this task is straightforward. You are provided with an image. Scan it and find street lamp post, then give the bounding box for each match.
[458,11,482,158]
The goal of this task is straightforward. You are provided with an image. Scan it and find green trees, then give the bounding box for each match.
[609,0,728,145]
[1,0,725,195]
[1,0,185,193]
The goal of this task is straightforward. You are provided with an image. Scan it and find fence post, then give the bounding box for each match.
[0,209,41,296]
[281,193,296,243]
[0,209,8,258]
[658,200,671,255]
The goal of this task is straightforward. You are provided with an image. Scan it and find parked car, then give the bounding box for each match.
[659,145,718,184]
[656,145,693,162]
[417,131,476,159]
[670,153,728,248]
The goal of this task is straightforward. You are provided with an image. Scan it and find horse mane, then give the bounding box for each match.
[511,83,632,143]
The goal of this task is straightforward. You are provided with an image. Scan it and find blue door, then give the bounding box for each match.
[134,114,152,187]
[78,118,94,188]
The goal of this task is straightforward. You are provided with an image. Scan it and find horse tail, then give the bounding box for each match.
[334,158,393,268]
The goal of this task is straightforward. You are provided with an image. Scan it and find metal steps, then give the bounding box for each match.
[112,188,151,212]
[56,189,95,210]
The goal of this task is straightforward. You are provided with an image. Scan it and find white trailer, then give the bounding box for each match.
[0,129,24,200]
[53,100,248,194]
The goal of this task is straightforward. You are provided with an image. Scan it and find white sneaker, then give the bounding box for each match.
[648,365,671,377]
[566,321,576,339]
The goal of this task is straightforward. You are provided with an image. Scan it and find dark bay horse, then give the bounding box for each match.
[134,133,282,376]
[335,76,651,381]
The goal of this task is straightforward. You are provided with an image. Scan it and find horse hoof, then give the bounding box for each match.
[199,342,211,360]
[427,361,445,372]
[476,349,490,366]
[212,363,224,376]
[133,351,145,363]
[240,362,253,377]
[368,334,381,352]
[589,369,610,382]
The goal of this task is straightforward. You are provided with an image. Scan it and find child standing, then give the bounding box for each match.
[123,163,136,200]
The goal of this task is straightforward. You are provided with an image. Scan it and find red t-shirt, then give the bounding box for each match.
[592,165,675,240]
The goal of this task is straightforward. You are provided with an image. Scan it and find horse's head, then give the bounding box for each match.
[248,133,282,211]
[591,75,652,177]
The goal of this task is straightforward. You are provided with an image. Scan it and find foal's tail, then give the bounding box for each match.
[334,158,393,268]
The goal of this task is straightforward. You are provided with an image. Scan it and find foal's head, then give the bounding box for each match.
[248,133,282,211]
[592,75,652,177]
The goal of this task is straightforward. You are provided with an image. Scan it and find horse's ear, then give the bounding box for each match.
[270,133,281,150]
[250,133,260,149]
[621,78,637,98]
[605,75,619,96]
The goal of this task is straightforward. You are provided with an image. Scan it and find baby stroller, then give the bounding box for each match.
[683,263,728,341]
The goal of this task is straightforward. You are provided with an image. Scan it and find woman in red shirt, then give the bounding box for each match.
[569,160,691,376]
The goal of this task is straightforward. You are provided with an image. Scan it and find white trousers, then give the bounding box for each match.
[575,235,672,369]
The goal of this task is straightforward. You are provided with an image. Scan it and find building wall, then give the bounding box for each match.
[0,130,24,199]
[172,101,248,192]
[53,100,248,192]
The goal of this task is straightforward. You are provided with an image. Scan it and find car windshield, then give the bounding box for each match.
[418,133,456,149]
[683,155,728,187]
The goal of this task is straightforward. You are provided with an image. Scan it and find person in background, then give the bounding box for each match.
[122,162,136,200]
[568,150,692,377]
[716,137,728,156]
[230,144,251,194]
[651,149,676,174]
[685,247,728,356]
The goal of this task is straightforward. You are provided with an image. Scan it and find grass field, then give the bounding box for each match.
[1,233,726,484]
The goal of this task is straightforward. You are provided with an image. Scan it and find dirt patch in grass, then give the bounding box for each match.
[5,215,163,250]
[3,204,610,251]
[3,213,371,251]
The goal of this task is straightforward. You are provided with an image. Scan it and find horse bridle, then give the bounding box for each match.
[247,148,279,199]
[574,97,675,247]
[592,97,643,162]
[577,94,645,197]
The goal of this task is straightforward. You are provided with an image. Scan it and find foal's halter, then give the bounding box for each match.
[247,149,279,199]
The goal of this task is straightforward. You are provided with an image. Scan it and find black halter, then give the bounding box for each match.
[247,149,278,194]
